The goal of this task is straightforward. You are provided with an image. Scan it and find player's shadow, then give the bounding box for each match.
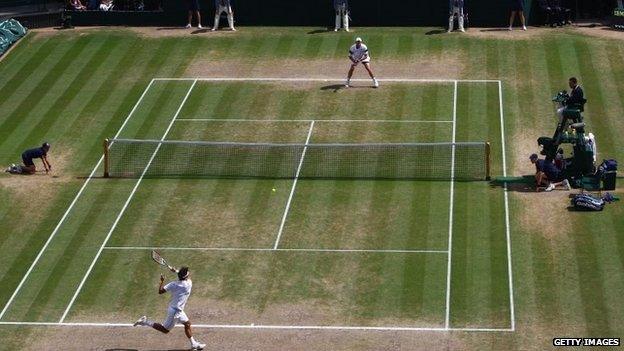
[480,28,512,32]
[425,29,446,35]
[156,27,188,31]
[307,28,333,34]
[191,28,211,34]
[320,84,375,92]
[320,84,346,92]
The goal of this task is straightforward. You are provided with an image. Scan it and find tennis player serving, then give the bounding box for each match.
[345,37,379,88]
[133,266,205,350]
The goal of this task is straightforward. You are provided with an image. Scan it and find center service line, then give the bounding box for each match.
[444,80,458,330]
[273,120,315,250]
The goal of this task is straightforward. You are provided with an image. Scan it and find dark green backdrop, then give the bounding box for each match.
[70,0,515,27]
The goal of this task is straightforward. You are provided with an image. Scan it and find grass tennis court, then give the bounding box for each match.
[0,79,510,331]
[0,27,623,350]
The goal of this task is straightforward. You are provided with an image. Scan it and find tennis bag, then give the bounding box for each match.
[599,159,617,172]
[571,193,605,211]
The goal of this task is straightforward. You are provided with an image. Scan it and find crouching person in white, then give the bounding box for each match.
[212,0,236,31]
[134,267,205,350]
[448,0,465,32]
[334,0,349,32]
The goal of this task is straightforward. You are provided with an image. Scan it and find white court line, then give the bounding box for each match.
[175,118,454,123]
[59,80,199,323]
[154,77,501,83]
[273,120,315,250]
[0,79,158,321]
[444,81,458,330]
[498,81,516,331]
[103,246,448,254]
[0,321,513,332]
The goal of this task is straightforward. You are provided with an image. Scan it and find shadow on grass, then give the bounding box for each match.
[320,84,377,91]
[191,28,211,34]
[480,28,511,32]
[425,29,446,35]
[156,27,187,31]
[320,84,346,92]
[307,28,333,34]
[490,175,537,192]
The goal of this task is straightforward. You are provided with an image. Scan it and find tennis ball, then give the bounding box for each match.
[272,188,276,192]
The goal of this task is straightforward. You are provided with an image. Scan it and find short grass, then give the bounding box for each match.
[0,27,622,350]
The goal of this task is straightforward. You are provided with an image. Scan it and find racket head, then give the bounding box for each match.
[151,250,168,267]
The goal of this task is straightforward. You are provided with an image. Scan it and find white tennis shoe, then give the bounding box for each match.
[192,341,206,350]
[133,315,147,327]
[545,183,555,192]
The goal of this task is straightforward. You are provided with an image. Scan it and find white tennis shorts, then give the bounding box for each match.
[216,5,232,14]
[163,307,189,330]
[351,57,371,66]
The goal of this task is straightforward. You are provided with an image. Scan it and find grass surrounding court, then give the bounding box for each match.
[0,26,622,350]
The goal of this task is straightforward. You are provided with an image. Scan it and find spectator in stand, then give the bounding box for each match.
[537,0,557,26]
[185,0,202,29]
[550,0,572,25]
[100,0,114,11]
[69,0,87,11]
[509,0,527,31]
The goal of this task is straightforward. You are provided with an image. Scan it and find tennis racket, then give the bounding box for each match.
[151,250,178,273]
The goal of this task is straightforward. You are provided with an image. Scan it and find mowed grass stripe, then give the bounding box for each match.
[573,40,617,156]
[0,36,55,116]
[19,180,120,321]
[13,36,119,155]
[0,36,94,152]
[66,36,143,169]
[0,34,43,72]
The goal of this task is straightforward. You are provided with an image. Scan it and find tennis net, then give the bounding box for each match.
[103,138,491,180]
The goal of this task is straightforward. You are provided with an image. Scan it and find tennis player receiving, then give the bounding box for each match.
[134,267,205,350]
[345,37,379,88]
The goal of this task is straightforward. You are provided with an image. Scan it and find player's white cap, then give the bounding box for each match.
[355,37,362,42]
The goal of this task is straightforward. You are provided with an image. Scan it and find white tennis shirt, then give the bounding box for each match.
[349,43,369,61]
[164,279,192,311]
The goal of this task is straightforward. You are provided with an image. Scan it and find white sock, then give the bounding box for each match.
[190,336,197,345]
[227,13,234,29]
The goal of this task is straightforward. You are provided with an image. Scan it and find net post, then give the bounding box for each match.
[103,138,110,178]
[485,142,491,181]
